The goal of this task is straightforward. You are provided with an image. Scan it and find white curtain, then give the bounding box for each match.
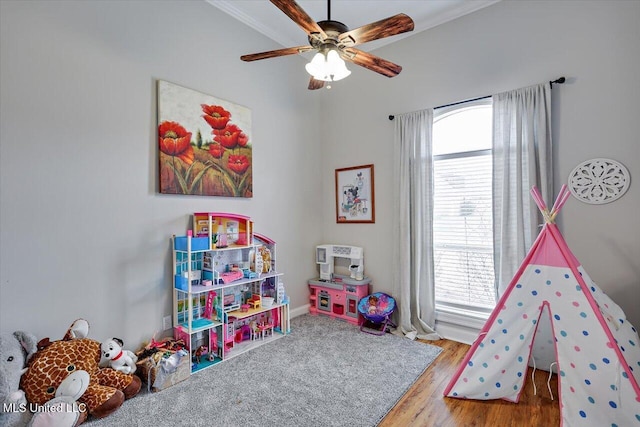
[493,82,553,296]
[392,110,440,340]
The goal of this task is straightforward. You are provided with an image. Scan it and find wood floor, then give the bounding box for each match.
[379,339,560,427]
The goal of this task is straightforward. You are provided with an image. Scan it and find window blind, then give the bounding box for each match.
[433,150,495,310]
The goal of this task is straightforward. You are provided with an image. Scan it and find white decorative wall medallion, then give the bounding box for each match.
[568,158,630,204]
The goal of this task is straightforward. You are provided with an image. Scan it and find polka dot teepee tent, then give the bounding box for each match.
[444,185,640,427]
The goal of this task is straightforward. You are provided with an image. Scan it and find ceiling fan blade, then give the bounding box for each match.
[342,48,402,78]
[338,13,414,47]
[308,77,325,90]
[241,45,313,62]
[270,0,327,39]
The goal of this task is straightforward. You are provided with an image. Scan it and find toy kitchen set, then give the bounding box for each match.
[308,245,371,325]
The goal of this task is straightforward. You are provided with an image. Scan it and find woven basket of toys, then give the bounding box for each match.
[135,337,189,392]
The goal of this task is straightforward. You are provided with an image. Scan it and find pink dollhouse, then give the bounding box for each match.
[171,212,290,374]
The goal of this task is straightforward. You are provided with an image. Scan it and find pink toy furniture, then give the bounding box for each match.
[308,275,370,325]
[224,320,235,353]
[240,325,251,341]
[258,321,274,339]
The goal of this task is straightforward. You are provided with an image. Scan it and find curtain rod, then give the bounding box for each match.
[388,77,566,121]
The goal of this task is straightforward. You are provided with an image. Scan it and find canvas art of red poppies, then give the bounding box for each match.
[158,80,252,197]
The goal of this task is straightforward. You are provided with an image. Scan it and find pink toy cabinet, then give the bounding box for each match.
[308,275,370,325]
[171,213,291,375]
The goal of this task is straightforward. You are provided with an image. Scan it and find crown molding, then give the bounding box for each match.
[206,0,299,48]
[206,0,502,52]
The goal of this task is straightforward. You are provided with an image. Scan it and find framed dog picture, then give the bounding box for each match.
[335,164,375,223]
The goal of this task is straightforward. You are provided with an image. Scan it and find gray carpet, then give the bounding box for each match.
[88,314,442,427]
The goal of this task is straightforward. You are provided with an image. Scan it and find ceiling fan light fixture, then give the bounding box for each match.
[305,49,351,82]
[241,0,414,90]
[304,52,326,78]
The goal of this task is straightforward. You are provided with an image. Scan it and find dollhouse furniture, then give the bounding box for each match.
[250,320,260,341]
[258,321,274,339]
[308,275,371,325]
[247,294,261,309]
[236,324,251,342]
[224,321,235,354]
[172,213,290,374]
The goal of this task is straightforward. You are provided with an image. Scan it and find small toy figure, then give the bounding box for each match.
[101,337,138,375]
[258,247,272,273]
[368,294,379,315]
[193,345,207,364]
[250,320,260,341]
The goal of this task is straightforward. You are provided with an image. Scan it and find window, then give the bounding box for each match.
[432,99,496,317]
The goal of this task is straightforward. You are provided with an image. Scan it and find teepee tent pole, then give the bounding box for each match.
[549,185,571,222]
[530,186,548,213]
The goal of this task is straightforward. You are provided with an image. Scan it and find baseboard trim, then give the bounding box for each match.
[290,304,310,319]
[290,303,480,345]
[435,321,480,345]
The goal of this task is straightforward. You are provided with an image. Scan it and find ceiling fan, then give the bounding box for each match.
[240,0,415,90]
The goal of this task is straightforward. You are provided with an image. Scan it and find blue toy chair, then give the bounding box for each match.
[358,292,396,335]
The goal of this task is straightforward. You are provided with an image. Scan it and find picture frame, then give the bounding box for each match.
[335,164,375,223]
[157,80,252,197]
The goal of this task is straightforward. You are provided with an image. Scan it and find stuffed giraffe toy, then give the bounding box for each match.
[20,319,141,420]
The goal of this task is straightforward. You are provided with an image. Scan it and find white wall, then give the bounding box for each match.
[320,1,640,329]
[0,1,323,345]
[1,0,638,347]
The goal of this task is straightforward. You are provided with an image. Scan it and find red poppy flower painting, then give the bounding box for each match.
[237,132,249,147]
[227,155,250,175]
[201,104,231,130]
[159,121,194,165]
[208,142,225,159]
[157,80,252,197]
[213,124,242,149]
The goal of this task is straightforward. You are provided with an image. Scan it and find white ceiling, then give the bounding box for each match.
[207,0,501,53]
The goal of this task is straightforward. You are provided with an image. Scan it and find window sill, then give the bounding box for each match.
[435,306,489,345]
